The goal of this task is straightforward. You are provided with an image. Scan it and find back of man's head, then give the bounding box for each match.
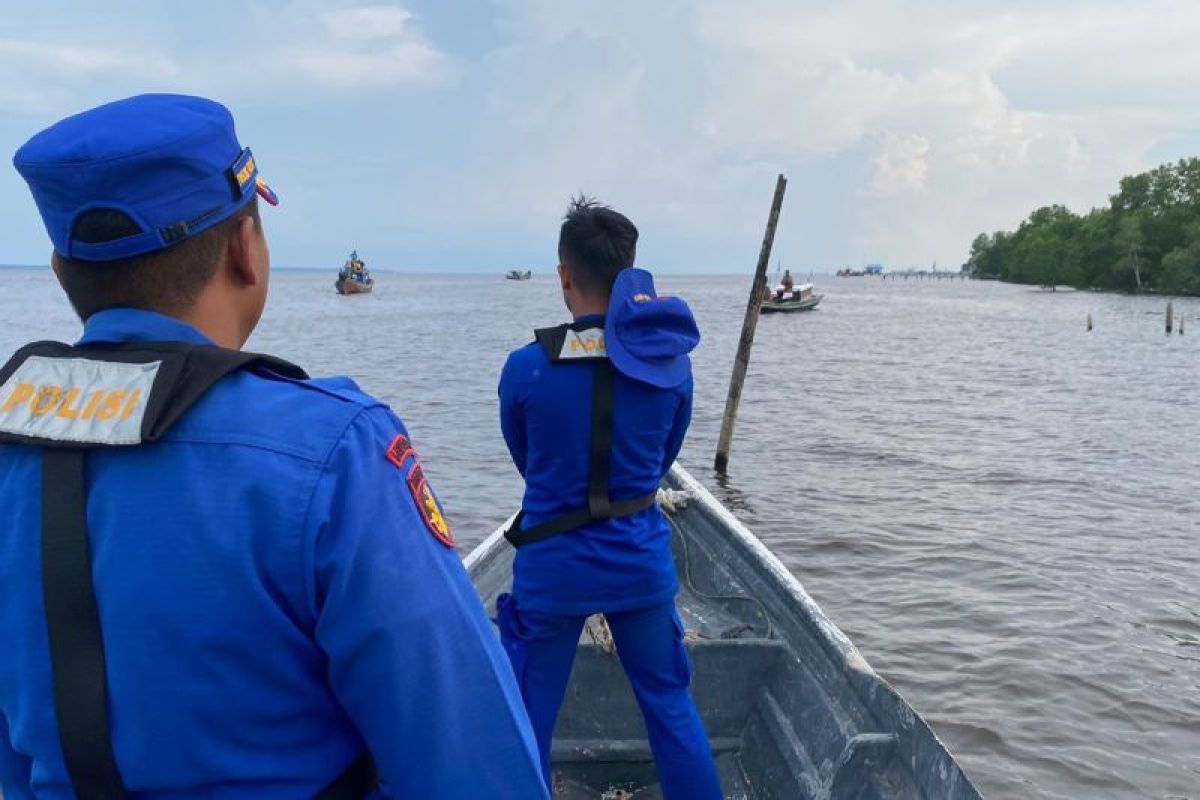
[15,94,279,344]
[55,200,260,321]
[558,196,638,297]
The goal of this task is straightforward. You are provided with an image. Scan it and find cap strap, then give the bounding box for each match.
[68,230,165,262]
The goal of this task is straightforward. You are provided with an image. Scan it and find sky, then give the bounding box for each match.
[2,0,1199,273]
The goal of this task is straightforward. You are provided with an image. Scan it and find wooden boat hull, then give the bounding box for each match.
[335,278,373,295]
[762,294,822,313]
[466,464,980,799]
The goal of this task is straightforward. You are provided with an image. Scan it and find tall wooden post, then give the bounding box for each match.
[714,174,787,473]
[1166,300,1174,334]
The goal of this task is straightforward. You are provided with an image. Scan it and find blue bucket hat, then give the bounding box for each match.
[605,268,700,388]
[13,93,278,262]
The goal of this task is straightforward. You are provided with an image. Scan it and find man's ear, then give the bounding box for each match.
[50,252,65,289]
[225,216,262,288]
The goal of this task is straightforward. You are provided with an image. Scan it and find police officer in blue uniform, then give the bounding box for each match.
[497,197,723,799]
[0,94,547,799]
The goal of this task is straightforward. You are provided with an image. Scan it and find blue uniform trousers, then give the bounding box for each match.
[497,596,722,800]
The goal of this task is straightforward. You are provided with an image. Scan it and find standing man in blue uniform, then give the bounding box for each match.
[497,197,723,799]
[0,94,547,799]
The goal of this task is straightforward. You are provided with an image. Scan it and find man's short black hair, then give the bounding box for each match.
[558,195,638,295]
[55,199,260,321]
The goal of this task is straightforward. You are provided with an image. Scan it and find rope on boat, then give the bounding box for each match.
[581,488,774,661]
[585,614,617,657]
[660,489,774,641]
[600,790,635,800]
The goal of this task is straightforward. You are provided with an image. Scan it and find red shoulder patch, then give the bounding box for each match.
[386,435,455,548]
[386,434,417,469]
[407,464,456,548]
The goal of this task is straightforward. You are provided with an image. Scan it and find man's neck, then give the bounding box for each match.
[571,295,609,319]
[178,300,246,350]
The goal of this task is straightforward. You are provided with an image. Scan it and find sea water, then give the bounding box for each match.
[1,268,1196,799]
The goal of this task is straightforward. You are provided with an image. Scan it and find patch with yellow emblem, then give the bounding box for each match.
[386,434,455,548]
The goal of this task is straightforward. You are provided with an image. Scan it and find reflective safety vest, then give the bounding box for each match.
[503,322,658,549]
[0,340,377,800]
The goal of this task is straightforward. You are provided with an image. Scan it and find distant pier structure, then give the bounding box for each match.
[837,262,972,280]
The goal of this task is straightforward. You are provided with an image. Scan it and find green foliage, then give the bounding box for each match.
[968,158,1200,294]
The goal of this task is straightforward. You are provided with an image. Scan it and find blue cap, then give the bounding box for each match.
[13,93,278,262]
[605,268,700,388]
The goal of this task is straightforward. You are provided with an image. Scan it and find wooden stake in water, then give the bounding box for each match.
[1087,313,1093,332]
[1166,301,1174,334]
[714,174,787,474]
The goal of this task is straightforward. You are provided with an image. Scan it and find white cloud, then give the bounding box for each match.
[0,40,175,75]
[870,134,930,197]
[320,6,415,40]
[277,4,448,88]
[285,40,445,88]
[434,0,1200,269]
[0,39,179,114]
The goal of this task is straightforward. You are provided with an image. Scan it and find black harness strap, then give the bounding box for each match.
[4,341,380,799]
[504,325,657,549]
[586,360,615,521]
[315,751,380,800]
[41,448,126,800]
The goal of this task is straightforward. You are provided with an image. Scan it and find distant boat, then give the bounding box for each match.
[506,269,532,281]
[762,282,822,313]
[335,250,374,295]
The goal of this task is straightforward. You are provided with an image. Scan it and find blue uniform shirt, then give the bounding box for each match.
[0,309,546,799]
[498,315,693,616]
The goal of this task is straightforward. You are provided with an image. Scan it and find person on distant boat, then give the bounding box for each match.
[497,196,721,800]
[782,269,794,291]
[0,94,545,799]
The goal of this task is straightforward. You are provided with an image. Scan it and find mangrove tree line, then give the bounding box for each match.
[968,158,1200,294]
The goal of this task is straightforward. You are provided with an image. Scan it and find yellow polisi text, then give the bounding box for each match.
[234,156,257,191]
[569,336,605,354]
[1,383,142,422]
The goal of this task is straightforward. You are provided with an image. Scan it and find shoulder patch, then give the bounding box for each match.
[407,464,455,548]
[386,433,417,469]
[386,434,455,548]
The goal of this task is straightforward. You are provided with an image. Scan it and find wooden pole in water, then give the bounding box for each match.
[1087,313,1093,332]
[1166,301,1174,334]
[714,173,787,474]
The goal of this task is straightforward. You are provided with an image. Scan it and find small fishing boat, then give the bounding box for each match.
[506,269,533,281]
[467,464,981,799]
[335,250,374,295]
[762,282,822,313]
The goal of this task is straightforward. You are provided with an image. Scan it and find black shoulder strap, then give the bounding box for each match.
[586,360,615,520]
[41,448,126,799]
[137,345,308,442]
[23,342,377,798]
[315,752,380,800]
[533,324,570,359]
